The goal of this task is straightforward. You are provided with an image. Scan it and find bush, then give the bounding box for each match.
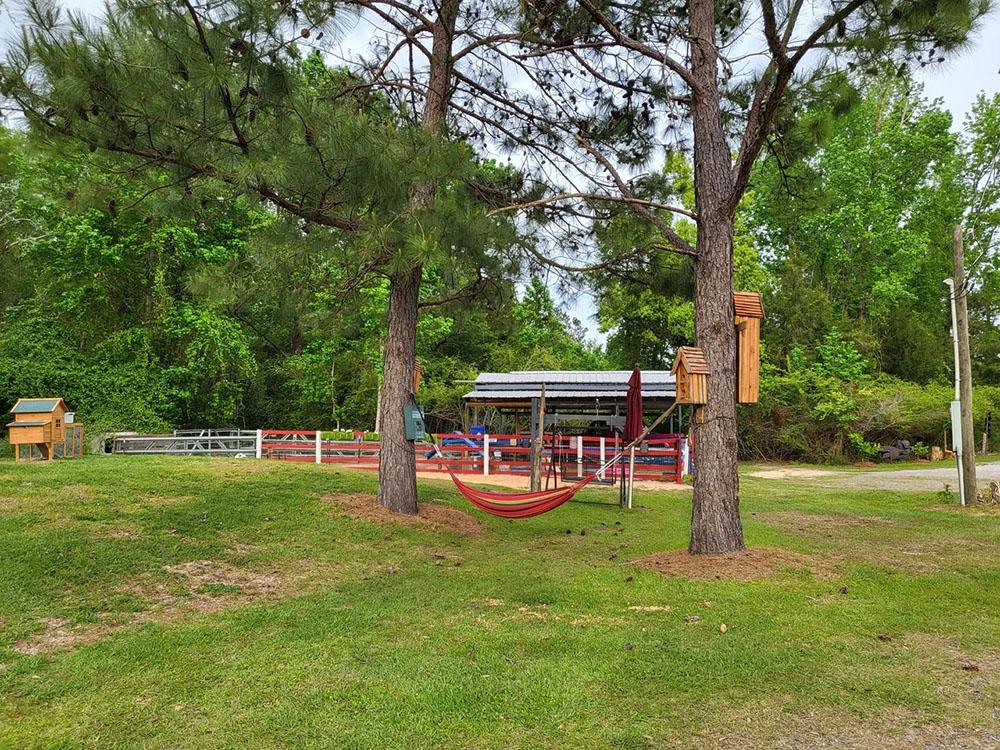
[848,432,880,460]
[739,331,1000,462]
[321,430,379,441]
[742,372,1000,462]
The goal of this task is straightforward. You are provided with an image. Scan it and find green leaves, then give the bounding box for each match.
[751,75,970,380]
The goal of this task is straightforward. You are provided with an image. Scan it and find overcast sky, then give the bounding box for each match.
[4,1,999,344]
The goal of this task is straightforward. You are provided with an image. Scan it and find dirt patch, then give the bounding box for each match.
[13,559,308,655]
[634,547,825,580]
[323,493,482,536]
[137,493,195,507]
[626,604,673,612]
[746,467,836,480]
[11,618,116,655]
[98,527,143,540]
[827,535,1000,574]
[694,707,999,750]
[928,503,1000,516]
[164,560,283,596]
[757,511,901,530]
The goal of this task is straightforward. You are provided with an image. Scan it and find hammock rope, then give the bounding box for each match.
[442,403,678,519]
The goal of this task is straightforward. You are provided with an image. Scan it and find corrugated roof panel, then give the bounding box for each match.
[464,389,675,400]
[474,370,674,386]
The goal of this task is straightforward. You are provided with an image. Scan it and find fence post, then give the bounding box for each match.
[599,437,606,479]
[576,436,583,476]
[255,429,263,460]
[483,434,490,476]
[315,431,322,464]
[681,436,690,476]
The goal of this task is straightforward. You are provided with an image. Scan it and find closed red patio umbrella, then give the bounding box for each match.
[623,367,643,508]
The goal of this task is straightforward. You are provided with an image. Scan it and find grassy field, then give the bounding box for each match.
[1,456,998,749]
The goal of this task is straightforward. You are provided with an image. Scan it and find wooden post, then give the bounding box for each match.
[953,226,977,504]
[626,446,636,509]
[315,430,322,464]
[255,429,263,460]
[598,437,606,479]
[530,386,546,492]
[483,434,490,476]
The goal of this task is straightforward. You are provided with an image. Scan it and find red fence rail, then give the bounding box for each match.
[259,430,685,484]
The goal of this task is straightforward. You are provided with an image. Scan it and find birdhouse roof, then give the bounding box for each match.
[9,398,67,414]
[6,420,49,427]
[734,291,765,318]
[672,347,710,375]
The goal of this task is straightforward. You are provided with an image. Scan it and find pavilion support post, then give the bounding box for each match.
[530,386,546,492]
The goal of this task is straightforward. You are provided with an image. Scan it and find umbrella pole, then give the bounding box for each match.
[627,446,636,509]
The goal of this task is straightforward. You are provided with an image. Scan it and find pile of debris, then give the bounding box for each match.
[979,480,1000,505]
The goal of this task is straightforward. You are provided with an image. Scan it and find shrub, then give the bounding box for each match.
[848,432,880,460]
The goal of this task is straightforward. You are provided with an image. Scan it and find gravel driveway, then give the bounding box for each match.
[816,461,1000,492]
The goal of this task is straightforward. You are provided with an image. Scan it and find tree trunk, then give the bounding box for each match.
[378,264,422,514]
[687,0,745,554]
[689,215,744,553]
[375,0,459,514]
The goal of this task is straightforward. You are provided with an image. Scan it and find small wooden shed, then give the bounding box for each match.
[6,398,76,462]
[733,291,765,403]
[672,346,709,405]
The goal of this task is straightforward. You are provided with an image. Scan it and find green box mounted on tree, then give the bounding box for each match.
[403,405,425,441]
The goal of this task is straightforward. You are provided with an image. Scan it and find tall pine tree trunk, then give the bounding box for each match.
[687,0,745,553]
[376,0,459,514]
[379,264,422,513]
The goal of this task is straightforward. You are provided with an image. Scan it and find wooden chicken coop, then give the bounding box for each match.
[6,398,84,462]
[672,347,709,405]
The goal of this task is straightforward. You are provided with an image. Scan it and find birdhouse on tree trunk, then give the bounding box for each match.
[672,346,709,405]
[733,291,765,403]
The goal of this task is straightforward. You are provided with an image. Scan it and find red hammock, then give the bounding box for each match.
[447,469,603,518]
[442,402,678,519]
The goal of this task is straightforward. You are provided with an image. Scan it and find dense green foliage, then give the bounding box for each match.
[0,127,602,434]
[1,63,998,459]
[591,80,1000,460]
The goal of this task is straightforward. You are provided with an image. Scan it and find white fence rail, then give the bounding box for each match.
[111,429,258,456]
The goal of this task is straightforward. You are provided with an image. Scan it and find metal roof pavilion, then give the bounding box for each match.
[464,370,676,410]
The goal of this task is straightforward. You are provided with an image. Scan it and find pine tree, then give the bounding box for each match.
[489,0,991,552]
[2,0,500,514]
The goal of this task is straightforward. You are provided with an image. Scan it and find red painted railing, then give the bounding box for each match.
[258,430,685,483]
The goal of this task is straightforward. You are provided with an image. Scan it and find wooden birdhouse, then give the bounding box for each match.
[734,291,765,403]
[6,398,82,462]
[672,346,709,405]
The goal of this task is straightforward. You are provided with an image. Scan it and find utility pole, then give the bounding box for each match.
[949,225,977,505]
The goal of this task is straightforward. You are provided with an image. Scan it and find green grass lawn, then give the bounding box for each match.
[1,456,998,749]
